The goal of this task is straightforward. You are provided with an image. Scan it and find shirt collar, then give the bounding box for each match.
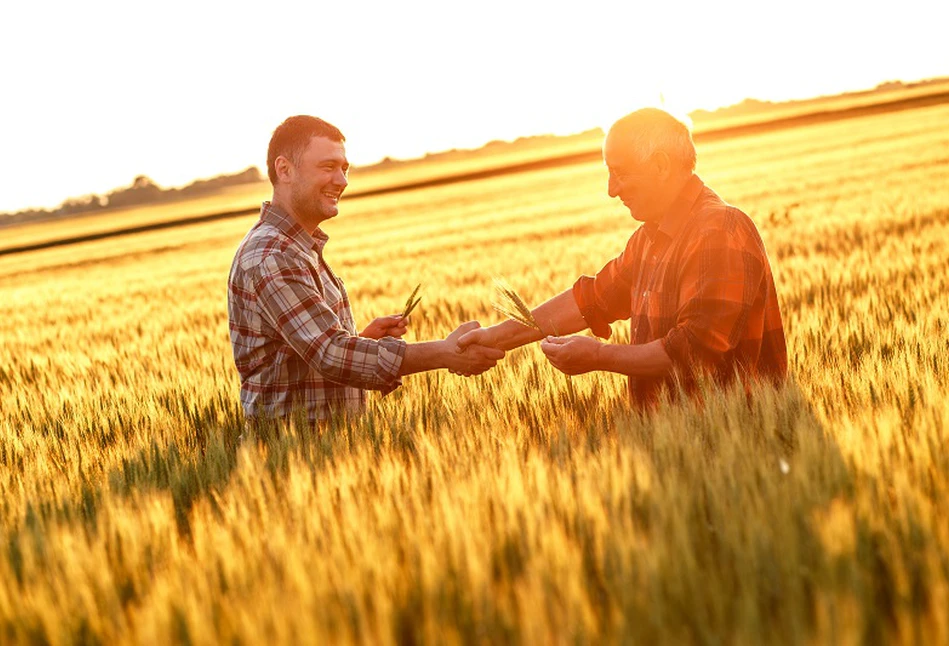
[643,174,705,242]
[259,201,329,253]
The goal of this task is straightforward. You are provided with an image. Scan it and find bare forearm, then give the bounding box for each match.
[490,289,588,350]
[534,289,588,336]
[399,341,450,376]
[598,339,673,377]
[400,338,504,376]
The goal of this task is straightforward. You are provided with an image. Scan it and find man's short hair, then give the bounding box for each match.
[267,116,345,185]
[610,108,696,173]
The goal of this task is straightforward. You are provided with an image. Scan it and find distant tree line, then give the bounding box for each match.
[0,166,263,228]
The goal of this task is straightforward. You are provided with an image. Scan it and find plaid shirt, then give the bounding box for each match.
[573,175,787,407]
[227,202,406,422]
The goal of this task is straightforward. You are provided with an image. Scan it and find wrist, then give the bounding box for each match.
[594,341,612,372]
[434,339,455,369]
[479,326,497,349]
[493,324,528,352]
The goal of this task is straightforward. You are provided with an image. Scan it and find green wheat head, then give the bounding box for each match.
[401,283,422,319]
[492,277,541,331]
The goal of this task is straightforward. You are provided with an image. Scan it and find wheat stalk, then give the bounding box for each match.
[401,283,422,319]
[492,277,541,331]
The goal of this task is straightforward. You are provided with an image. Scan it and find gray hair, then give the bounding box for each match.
[609,108,696,172]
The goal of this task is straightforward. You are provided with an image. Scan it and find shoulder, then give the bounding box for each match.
[690,187,765,250]
[622,224,650,254]
[233,222,307,277]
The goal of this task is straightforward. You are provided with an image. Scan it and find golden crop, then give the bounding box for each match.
[1,103,948,644]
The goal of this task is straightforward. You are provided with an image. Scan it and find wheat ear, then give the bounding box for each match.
[401,283,422,319]
[492,278,541,331]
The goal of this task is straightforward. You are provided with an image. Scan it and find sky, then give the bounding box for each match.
[1,0,947,213]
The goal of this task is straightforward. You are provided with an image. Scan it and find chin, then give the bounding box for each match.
[319,204,340,219]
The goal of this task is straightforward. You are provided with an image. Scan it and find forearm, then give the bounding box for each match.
[399,341,450,376]
[311,333,406,390]
[597,339,674,377]
[490,289,588,350]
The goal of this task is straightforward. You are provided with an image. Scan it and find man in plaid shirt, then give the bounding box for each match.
[459,108,787,408]
[228,116,504,424]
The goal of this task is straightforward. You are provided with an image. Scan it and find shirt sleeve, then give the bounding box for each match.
[252,253,406,393]
[572,234,643,339]
[661,222,765,373]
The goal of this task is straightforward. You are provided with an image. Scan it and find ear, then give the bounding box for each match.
[653,150,672,179]
[273,155,294,184]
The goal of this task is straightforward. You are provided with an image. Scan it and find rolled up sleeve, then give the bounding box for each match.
[572,276,613,339]
[253,255,407,393]
[661,228,764,373]
[572,236,643,339]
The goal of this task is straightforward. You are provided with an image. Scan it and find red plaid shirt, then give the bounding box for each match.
[573,175,787,407]
[227,202,406,422]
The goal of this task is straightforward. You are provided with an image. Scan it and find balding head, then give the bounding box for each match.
[603,108,697,222]
[605,108,696,174]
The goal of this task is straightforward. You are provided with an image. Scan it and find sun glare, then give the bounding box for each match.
[0,0,946,212]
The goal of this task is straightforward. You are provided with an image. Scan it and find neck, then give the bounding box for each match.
[649,172,693,222]
[271,192,322,233]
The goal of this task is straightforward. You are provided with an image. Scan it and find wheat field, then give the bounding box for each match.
[1,103,948,644]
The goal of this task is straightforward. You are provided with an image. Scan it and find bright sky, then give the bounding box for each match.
[1,0,946,213]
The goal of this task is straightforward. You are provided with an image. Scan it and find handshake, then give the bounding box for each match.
[362,313,600,379]
[444,320,595,378]
[444,320,505,377]
[361,316,507,378]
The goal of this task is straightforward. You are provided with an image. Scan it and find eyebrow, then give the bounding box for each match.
[318,158,349,169]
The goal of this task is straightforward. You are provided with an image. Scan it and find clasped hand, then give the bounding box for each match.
[458,326,604,376]
[364,315,601,377]
[362,316,504,377]
[445,321,505,376]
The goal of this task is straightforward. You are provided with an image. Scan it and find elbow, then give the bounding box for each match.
[663,325,732,374]
[309,332,360,386]
[310,333,404,391]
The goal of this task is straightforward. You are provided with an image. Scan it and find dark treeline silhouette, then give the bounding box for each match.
[0,166,263,228]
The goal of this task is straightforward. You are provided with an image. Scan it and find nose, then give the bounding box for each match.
[335,168,349,189]
[608,174,620,198]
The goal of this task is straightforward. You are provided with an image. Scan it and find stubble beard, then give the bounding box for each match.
[290,186,336,228]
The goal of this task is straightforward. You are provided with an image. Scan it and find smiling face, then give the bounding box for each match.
[602,108,697,224]
[277,135,350,229]
[603,129,666,223]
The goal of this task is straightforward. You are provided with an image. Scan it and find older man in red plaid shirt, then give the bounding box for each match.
[460,108,787,407]
[228,116,504,425]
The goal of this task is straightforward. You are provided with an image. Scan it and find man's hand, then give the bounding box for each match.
[360,314,409,340]
[456,325,498,351]
[445,321,505,376]
[540,335,604,376]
